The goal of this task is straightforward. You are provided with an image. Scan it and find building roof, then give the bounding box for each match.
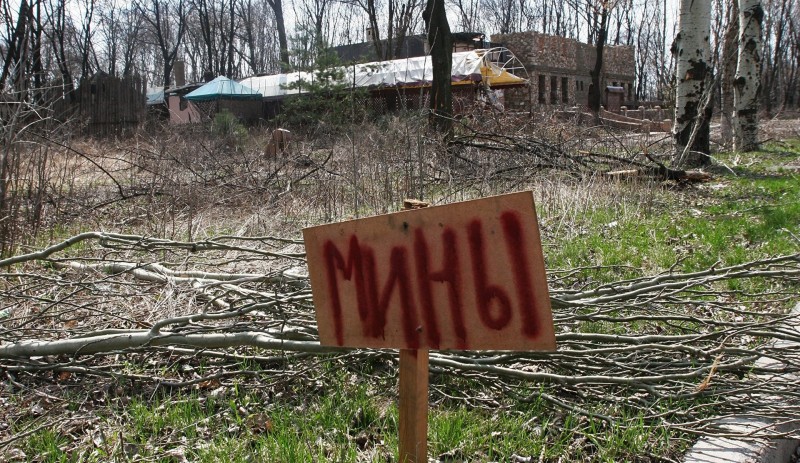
[164,82,203,97]
[239,48,528,100]
[184,76,262,101]
[331,36,427,63]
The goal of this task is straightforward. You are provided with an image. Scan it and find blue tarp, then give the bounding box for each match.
[146,89,164,105]
[184,76,262,101]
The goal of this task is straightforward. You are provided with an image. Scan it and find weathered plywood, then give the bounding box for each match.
[303,191,556,351]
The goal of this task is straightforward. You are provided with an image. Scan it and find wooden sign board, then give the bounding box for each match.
[303,191,555,351]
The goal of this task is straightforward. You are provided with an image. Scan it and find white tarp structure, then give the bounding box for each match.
[240,48,527,100]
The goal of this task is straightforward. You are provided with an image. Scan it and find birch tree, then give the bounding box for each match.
[673,0,713,167]
[720,0,739,146]
[732,0,763,152]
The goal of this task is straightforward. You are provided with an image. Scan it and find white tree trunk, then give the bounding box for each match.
[732,0,763,152]
[673,0,712,166]
[720,0,740,146]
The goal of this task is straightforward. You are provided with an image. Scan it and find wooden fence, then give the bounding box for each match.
[77,73,145,136]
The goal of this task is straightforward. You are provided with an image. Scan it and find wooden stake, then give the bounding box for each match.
[399,199,430,463]
[399,348,429,463]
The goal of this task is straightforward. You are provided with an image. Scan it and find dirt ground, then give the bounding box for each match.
[760,116,800,139]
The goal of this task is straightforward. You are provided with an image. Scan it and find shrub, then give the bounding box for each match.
[279,42,367,132]
[212,109,247,140]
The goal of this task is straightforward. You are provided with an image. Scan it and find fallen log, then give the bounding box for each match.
[604,167,712,182]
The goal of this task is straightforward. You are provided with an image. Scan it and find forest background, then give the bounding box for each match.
[1,0,797,109]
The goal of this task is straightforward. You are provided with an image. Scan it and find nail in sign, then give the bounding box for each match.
[302,191,556,351]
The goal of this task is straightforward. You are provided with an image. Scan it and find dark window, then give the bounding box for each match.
[550,76,558,104]
[538,75,546,104]
[562,77,569,103]
[179,97,188,111]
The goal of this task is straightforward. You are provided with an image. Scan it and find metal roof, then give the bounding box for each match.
[184,76,262,101]
[240,48,528,101]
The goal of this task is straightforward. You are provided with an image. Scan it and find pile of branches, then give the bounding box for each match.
[450,124,710,182]
[2,232,800,441]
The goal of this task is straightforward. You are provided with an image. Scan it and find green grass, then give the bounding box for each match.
[19,429,74,463]
[543,146,800,286]
[11,378,676,462]
[52,374,395,462]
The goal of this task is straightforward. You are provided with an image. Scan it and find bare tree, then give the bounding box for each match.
[633,0,668,101]
[42,0,77,100]
[449,0,483,32]
[733,0,763,151]
[655,0,673,102]
[291,0,339,48]
[95,0,143,77]
[610,0,631,45]
[188,0,241,78]
[74,0,97,79]
[788,4,800,107]
[423,0,452,135]
[119,7,144,77]
[97,0,122,76]
[0,0,46,99]
[587,1,610,115]
[237,0,279,75]
[265,0,291,71]
[482,0,519,34]
[537,0,563,36]
[343,0,420,61]
[137,0,189,87]
[761,0,796,111]
[0,0,31,92]
[287,0,341,69]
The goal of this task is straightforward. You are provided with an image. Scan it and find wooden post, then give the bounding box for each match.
[399,199,430,463]
[399,349,428,462]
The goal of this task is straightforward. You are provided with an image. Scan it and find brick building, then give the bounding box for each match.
[492,31,635,111]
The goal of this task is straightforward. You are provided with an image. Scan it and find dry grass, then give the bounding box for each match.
[5,113,677,250]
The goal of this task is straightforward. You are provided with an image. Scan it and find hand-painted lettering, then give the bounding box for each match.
[413,228,466,349]
[308,193,555,351]
[467,219,513,330]
[501,211,540,338]
[377,247,421,347]
[323,236,370,345]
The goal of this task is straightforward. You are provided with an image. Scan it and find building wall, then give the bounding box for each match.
[493,31,635,110]
[167,95,202,124]
[167,96,262,124]
[218,99,262,122]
